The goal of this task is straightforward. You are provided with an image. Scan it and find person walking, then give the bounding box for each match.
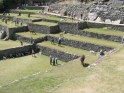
[80,54,85,66]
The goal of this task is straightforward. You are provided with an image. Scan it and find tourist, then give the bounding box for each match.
[58,38,61,46]
[28,13,30,18]
[55,57,58,65]
[51,37,54,44]
[18,11,21,16]
[3,56,7,60]
[19,39,23,46]
[121,37,124,44]
[80,54,85,66]
[50,55,52,65]
[5,19,7,24]
[32,49,35,57]
[30,37,34,44]
[52,57,55,66]
[81,13,83,20]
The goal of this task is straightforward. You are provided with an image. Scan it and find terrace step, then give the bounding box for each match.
[46,34,120,51]
[37,42,83,62]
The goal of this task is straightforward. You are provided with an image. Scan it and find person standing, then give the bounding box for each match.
[80,54,85,66]
[19,39,23,46]
[32,49,35,57]
[50,55,52,65]
[30,37,34,44]
[55,57,58,65]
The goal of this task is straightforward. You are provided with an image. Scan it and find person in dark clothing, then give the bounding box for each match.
[28,13,30,18]
[52,57,55,66]
[51,38,54,44]
[80,54,85,66]
[81,13,83,19]
[58,38,61,46]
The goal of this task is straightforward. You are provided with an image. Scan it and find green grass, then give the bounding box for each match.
[33,21,58,26]
[0,53,97,93]
[47,15,77,23]
[51,34,121,48]
[39,41,90,56]
[16,32,45,39]
[20,9,42,13]
[0,21,25,28]
[84,28,124,36]
[0,54,64,86]
[0,47,123,93]
[0,40,28,50]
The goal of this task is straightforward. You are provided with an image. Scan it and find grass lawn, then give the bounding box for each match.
[84,28,124,36]
[0,46,123,93]
[0,21,26,28]
[33,21,58,26]
[0,54,64,86]
[0,52,97,93]
[9,13,39,20]
[16,32,45,39]
[39,41,90,56]
[19,9,42,13]
[47,15,77,23]
[51,34,121,48]
[0,40,28,50]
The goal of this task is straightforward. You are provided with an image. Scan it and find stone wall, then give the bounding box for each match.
[58,22,79,33]
[28,23,60,34]
[16,18,32,24]
[13,33,47,43]
[86,21,124,32]
[0,25,9,39]
[9,26,28,39]
[0,45,34,60]
[46,35,113,52]
[36,44,79,62]
[78,30,122,42]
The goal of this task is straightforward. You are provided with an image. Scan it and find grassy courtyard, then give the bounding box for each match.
[16,32,45,39]
[84,28,124,36]
[39,41,90,56]
[0,40,28,50]
[50,34,121,48]
[0,47,123,93]
[33,21,58,26]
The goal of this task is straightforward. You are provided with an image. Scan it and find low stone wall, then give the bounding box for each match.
[9,10,35,14]
[13,33,46,44]
[28,23,60,34]
[0,25,8,37]
[46,35,114,52]
[36,44,79,62]
[9,26,28,39]
[77,30,122,42]
[16,18,32,24]
[58,22,79,33]
[0,45,34,60]
[86,21,124,32]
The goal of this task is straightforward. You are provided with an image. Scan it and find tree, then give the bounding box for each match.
[3,0,23,8]
[0,0,3,8]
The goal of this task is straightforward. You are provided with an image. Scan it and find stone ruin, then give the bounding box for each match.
[0,30,6,39]
[48,0,124,24]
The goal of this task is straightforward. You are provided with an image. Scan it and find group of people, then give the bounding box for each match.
[50,55,58,66]
[2,50,31,60]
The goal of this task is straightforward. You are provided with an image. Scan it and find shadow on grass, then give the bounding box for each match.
[83,63,89,67]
